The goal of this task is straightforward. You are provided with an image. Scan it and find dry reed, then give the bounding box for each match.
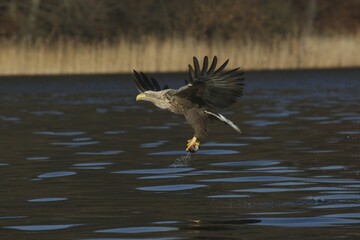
[0,34,359,75]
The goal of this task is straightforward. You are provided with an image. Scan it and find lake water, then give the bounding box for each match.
[0,69,359,239]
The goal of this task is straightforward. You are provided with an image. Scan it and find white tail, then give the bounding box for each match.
[204,110,241,133]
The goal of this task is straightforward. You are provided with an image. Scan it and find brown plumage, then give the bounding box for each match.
[134,56,245,153]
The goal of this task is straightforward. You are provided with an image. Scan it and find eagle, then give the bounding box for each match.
[133,56,245,153]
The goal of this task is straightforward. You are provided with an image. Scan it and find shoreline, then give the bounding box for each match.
[1,67,359,79]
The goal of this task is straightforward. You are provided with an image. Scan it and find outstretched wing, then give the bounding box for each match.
[176,56,245,109]
[133,70,168,93]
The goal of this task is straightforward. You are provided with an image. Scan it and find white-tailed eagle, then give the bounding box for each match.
[134,56,245,153]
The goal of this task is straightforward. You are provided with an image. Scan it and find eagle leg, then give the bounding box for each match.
[186,137,200,153]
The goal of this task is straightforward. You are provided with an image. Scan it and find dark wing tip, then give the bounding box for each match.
[188,64,195,83]
[208,56,218,73]
[133,70,145,93]
[214,58,229,74]
[150,77,161,91]
[201,56,209,75]
[193,56,200,77]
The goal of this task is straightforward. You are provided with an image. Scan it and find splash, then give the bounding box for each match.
[170,152,193,167]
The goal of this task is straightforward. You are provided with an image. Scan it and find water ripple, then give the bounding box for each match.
[138,174,183,180]
[73,162,113,167]
[207,194,249,199]
[298,116,331,121]
[244,120,282,127]
[337,131,360,135]
[137,184,207,191]
[253,216,360,227]
[149,149,239,155]
[201,142,248,147]
[0,116,20,122]
[246,166,302,173]
[51,141,99,147]
[4,224,81,231]
[114,168,194,175]
[95,226,178,233]
[31,111,64,116]
[200,175,360,184]
[28,198,68,202]
[309,165,349,171]
[305,194,360,200]
[76,150,123,155]
[312,204,360,209]
[212,160,281,167]
[37,171,76,179]
[34,131,86,136]
[254,112,298,118]
[104,130,126,134]
[26,156,50,161]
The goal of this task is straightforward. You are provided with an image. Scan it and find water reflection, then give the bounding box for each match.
[34,131,86,136]
[28,198,68,202]
[115,168,194,175]
[149,149,240,155]
[207,194,249,199]
[137,184,207,191]
[26,156,50,161]
[253,216,360,227]
[37,171,77,179]
[96,226,179,233]
[50,141,99,147]
[4,224,81,231]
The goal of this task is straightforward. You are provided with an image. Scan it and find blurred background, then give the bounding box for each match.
[0,0,359,75]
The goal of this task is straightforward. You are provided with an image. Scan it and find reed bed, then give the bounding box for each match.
[0,34,359,75]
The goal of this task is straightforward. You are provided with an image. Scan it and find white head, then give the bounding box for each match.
[136,91,169,109]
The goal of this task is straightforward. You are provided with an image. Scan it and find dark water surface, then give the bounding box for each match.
[0,69,359,239]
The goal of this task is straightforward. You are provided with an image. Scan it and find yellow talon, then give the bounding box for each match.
[186,137,200,153]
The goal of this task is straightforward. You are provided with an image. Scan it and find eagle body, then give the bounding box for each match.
[134,56,245,153]
[137,89,194,114]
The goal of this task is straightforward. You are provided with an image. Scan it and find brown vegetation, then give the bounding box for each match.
[0,0,359,74]
[1,34,359,75]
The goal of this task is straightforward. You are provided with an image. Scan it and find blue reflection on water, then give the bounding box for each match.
[37,171,77,179]
[4,224,81,231]
[95,226,178,233]
[137,184,207,191]
[28,198,68,202]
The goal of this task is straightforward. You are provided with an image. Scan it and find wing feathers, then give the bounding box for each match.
[151,77,161,91]
[214,59,229,74]
[193,57,201,77]
[201,56,208,76]
[208,56,218,73]
[140,72,153,91]
[134,56,245,109]
[133,70,146,92]
[188,64,195,83]
[176,56,245,109]
[133,70,164,92]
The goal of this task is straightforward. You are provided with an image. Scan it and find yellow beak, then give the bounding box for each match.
[136,93,146,101]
